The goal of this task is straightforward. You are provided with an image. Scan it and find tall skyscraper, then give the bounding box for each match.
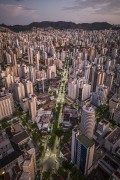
[81,104,95,139]
[36,51,40,70]
[78,83,91,102]
[0,93,14,120]
[5,74,14,90]
[29,66,36,83]
[14,82,25,102]
[28,95,37,122]
[21,64,29,79]
[91,66,105,92]
[96,84,109,102]
[84,64,91,83]
[76,134,95,176]
[91,85,109,107]
[68,79,77,100]
[6,52,12,64]
[47,65,56,79]
[61,50,65,61]
[28,47,34,64]
[22,148,36,180]
[71,130,95,176]
[23,80,33,97]
[104,71,114,91]
[71,128,79,163]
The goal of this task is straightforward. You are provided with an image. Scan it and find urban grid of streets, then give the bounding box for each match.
[41,55,70,174]
[0,54,69,179]
[1,27,120,180]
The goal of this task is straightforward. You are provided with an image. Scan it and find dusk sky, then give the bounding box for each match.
[0,0,120,25]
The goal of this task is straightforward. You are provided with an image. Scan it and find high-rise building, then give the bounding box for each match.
[21,64,29,79]
[36,78,49,93]
[23,80,33,97]
[29,66,36,83]
[68,79,77,100]
[6,52,12,64]
[5,74,14,90]
[109,94,120,120]
[113,105,120,125]
[61,50,65,61]
[54,59,63,69]
[71,128,79,164]
[35,51,40,70]
[76,134,95,176]
[91,85,109,106]
[22,148,36,180]
[14,82,25,102]
[20,98,29,112]
[81,104,95,139]
[17,64,23,78]
[78,83,91,102]
[71,131,95,176]
[104,71,114,91]
[28,48,34,64]
[47,65,56,79]
[91,66,105,92]
[0,93,14,120]
[84,64,91,83]
[13,53,17,66]
[96,84,109,101]
[28,95,37,121]
[104,127,120,154]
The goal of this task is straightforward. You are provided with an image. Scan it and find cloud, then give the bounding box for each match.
[0,4,39,25]
[63,0,120,15]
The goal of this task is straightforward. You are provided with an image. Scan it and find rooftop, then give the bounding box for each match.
[83,104,95,113]
[77,134,95,148]
[100,120,109,125]
[107,128,120,144]
[12,123,24,134]
[11,131,29,144]
[0,132,10,148]
[0,148,22,169]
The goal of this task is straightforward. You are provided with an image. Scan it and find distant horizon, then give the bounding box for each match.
[0,20,120,26]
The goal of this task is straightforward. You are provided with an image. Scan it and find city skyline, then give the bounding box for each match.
[0,18,120,179]
[0,0,120,25]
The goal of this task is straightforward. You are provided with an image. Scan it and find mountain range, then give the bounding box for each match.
[0,21,120,32]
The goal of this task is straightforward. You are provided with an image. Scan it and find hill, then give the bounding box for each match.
[0,21,119,32]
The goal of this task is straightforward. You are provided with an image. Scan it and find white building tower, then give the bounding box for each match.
[81,104,95,139]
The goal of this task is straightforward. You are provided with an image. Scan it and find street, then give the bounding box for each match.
[40,55,70,176]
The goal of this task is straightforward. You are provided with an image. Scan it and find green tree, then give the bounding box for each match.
[62,160,73,170]
[1,122,9,129]
[96,104,110,120]
[42,171,51,180]
[51,173,58,180]
[57,166,68,179]
[70,167,85,180]
[55,127,63,138]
